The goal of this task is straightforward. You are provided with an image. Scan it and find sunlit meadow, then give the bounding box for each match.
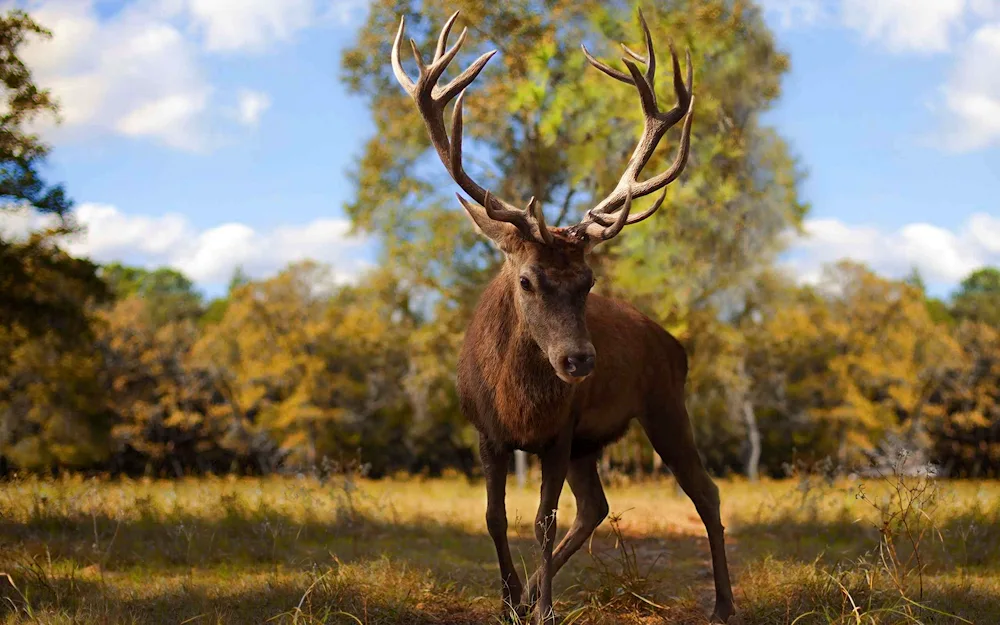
[1,465,998,624]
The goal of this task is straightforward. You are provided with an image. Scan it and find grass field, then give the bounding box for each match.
[1,467,998,624]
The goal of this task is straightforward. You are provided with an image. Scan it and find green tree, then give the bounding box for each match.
[101,262,204,326]
[200,267,252,326]
[0,9,107,339]
[0,10,70,216]
[0,10,111,472]
[905,266,953,326]
[342,0,807,469]
[951,267,1000,328]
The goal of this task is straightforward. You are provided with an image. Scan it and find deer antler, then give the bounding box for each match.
[570,8,695,242]
[391,12,552,245]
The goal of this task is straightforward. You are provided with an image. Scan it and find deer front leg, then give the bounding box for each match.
[480,439,524,622]
[529,432,573,624]
[525,453,608,606]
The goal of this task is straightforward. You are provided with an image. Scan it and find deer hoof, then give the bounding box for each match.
[501,603,529,624]
[709,600,735,624]
[532,606,557,625]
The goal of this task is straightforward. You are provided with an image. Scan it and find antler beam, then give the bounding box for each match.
[391,12,552,245]
[570,8,695,240]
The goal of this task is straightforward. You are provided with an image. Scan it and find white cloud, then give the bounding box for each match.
[760,0,1000,44]
[758,0,830,29]
[322,0,370,25]
[116,91,210,148]
[0,204,48,240]
[756,0,1000,152]
[786,213,1000,287]
[235,89,271,127]
[185,0,315,53]
[1,203,371,286]
[834,0,1000,151]
[17,0,356,151]
[21,0,212,150]
[940,22,1000,151]
[841,0,967,53]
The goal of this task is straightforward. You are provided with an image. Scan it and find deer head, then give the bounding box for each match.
[391,8,694,383]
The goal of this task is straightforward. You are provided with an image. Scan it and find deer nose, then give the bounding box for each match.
[564,352,595,378]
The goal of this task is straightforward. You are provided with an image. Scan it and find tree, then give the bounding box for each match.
[928,320,1000,477]
[190,262,417,472]
[0,9,107,339]
[0,10,70,216]
[0,10,112,472]
[342,0,807,471]
[742,262,963,474]
[905,266,953,326]
[101,262,204,326]
[0,315,111,471]
[97,293,275,476]
[951,267,1000,328]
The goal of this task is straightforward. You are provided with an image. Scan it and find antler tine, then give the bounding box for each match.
[639,8,656,93]
[620,8,656,89]
[581,43,633,84]
[582,7,656,87]
[658,44,691,128]
[434,11,460,61]
[435,47,496,103]
[581,187,633,242]
[391,17,416,95]
[391,12,551,246]
[409,39,426,77]
[569,6,695,241]
[529,196,553,244]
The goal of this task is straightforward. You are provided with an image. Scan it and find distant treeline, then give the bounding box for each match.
[2,256,998,480]
[2,2,999,479]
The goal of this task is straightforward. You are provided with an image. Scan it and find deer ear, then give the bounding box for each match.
[457,194,519,253]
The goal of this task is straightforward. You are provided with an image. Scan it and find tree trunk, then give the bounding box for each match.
[742,399,761,481]
[837,425,848,468]
[634,439,643,478]
[514,449,527,488]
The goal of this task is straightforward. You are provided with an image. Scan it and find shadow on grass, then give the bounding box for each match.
[729,511,1000,624]
[0,510,496,572]
[0,508,728,624]
[4,501,999,624]
[731,510,1000,573]
[1,573,495,625]
[736,570,1000,625]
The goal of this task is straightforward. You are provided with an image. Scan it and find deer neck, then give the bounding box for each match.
[487,265,571,401]
[463,264,576,447]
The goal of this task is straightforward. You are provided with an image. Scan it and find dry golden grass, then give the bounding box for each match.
[0,468,998,624]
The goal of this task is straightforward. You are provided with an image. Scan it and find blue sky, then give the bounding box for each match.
[3,0,998,299]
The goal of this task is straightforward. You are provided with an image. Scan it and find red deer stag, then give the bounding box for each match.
[390,7,734,624]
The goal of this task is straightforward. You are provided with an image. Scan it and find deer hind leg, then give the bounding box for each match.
[524,452,609,609]
[640,402,736,624]
[480,439,524,622]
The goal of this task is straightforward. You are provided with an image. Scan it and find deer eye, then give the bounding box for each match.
[519,277,532,292]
